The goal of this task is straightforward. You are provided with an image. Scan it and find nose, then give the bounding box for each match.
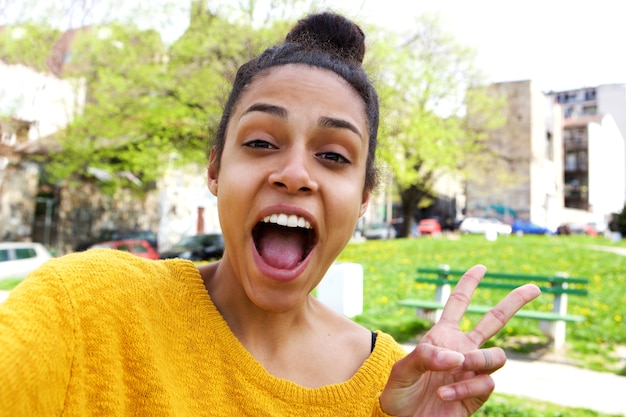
[269,147,318,194]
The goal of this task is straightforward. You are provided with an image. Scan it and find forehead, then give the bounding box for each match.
[235,64,367,124]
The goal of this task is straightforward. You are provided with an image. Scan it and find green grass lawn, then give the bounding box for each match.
[337,234,626,375]
[476,393,622,417]
[338,234,626,415]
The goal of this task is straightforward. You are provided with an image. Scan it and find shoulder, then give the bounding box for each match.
[27,249,199,297]
[372,331,408,361]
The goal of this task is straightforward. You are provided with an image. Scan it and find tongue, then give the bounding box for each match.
[258,226,306,269]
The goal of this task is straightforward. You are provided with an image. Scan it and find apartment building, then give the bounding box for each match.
[549,84,626,223]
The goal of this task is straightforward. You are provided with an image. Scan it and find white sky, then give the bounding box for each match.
[332,0,626,92]
[5,0,625,92]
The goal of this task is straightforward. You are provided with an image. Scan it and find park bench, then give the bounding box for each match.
[397,265,589,351]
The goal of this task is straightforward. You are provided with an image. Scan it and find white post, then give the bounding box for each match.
[316,263,363,318]
[418,264,451,323]
[540,272,569,351]
[432,281,451,322]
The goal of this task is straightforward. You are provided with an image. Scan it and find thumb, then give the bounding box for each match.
[390,344,465,386]
[379,345,465,415]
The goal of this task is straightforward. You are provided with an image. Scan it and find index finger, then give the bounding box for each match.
[468,283,541,346]
[438,265,487,325]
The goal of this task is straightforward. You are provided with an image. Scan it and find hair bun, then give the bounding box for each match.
[285,12,366,64]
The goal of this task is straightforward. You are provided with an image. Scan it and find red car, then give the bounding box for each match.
[417,219,442,235]
[88,239,159,260]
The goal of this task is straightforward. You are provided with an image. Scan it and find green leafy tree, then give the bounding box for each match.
[42,23,170,193]
[371,15,505,236]
[0,22,60,71]
[37,0,330,194]
[42,2,297,194]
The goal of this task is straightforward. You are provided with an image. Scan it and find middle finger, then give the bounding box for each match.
[467,283,541,346]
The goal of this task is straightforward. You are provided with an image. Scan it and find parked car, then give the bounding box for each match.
[88,239,159,260]
[363,223,396,240]
[558,221,608,236]
[75,229,158,252]
[159,233,225,261]
[0,242,53,279]
[511,220,554,235]
[459,217,512,235]
[417,218,442,235]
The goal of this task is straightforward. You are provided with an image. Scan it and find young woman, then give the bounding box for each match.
[0,11,540,416]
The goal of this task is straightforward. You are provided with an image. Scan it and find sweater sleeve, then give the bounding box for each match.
[0,261,75,416]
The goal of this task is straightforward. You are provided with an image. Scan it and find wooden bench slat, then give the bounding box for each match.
[417,268,589,284]
[397,299,585,322]
[414,277,589,296]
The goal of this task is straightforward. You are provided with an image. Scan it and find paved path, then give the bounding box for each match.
[586,244,626,257]
[491,354,626,415]
[1,290,624,414]
[402,344,626,415]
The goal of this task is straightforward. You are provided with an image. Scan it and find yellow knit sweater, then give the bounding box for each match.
[0,250,407,416]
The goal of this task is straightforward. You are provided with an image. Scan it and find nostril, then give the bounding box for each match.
[269,163,318,193]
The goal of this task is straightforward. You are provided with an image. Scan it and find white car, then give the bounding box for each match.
[459,217,512,235]
[0,242,53,280]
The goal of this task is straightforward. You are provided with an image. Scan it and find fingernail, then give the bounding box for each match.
[439,387,455,401]
[438,350,464,365]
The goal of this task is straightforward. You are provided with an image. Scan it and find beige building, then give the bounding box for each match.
[465,80,564,231]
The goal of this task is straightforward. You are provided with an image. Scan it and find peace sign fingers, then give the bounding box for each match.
[467,283,541,346]
[438,265,487,326]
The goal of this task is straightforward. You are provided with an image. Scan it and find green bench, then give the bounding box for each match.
[398,265,589,351]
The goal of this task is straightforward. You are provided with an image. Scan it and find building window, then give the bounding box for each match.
[582,105,597,115]
[584,90,596,101]
[565,153,577,171]
[577,151,588,170]
[564,106,573,118]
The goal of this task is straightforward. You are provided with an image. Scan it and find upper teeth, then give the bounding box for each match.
[263,213,312,229]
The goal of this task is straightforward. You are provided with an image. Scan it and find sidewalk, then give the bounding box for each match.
[403,344,626,415]
[492,354,626,415]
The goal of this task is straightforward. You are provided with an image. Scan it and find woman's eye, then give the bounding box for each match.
[243,139,276,149]
[318,152,350,164]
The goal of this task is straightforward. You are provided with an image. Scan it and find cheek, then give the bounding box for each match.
[325,178,366,223]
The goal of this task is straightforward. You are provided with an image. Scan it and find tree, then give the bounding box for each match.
[3,0,319,195]
[610,204,626,235]
[370,14,505,237]
[0,22,61,72]
[39,1,299,194]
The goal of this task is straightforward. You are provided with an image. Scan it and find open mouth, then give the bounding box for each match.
[252,214,317,270]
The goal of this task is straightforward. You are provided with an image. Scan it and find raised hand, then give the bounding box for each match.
[379,265,541,417]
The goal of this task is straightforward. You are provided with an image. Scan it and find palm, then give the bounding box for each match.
[379,265,541,417]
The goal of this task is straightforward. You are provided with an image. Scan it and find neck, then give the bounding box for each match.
[198,259,373,388]
[199,259,323,347]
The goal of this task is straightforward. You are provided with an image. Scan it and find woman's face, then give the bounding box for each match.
[208,64,370,312]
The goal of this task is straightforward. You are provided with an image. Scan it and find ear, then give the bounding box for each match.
[358,188,371,217]
[207,148,219,196]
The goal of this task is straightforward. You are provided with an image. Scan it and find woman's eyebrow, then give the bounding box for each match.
[241,103,287,119]
[318,116,362,138]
